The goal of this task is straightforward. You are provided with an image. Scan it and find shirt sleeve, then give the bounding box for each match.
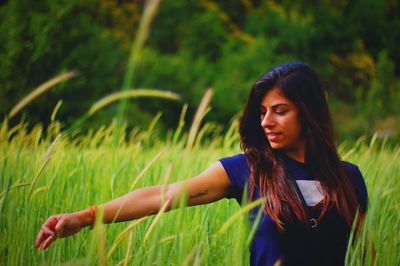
[342,162,368,213]
[219,154,250,202]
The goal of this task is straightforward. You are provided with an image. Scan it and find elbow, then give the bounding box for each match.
[147,185,175,216]
[163,183,185,211]
[145,182,185,216]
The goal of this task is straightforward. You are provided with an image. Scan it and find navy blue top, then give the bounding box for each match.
[219,154,368,266]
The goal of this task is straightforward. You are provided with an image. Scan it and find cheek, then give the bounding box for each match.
[282,117,302,138]
[289,120,303,139]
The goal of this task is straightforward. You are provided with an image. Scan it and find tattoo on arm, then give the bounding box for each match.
[189,190,208,199]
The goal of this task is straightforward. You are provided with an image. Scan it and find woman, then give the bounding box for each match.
[35,62,368,266]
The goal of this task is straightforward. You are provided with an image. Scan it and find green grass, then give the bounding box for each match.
[0,119,399,265]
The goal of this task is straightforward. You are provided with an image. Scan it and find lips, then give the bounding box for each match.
[266,132,282,142]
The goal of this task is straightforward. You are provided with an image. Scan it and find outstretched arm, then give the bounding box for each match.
[35,161,231,249]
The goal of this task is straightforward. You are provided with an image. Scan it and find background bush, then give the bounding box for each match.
[1,0,399,141]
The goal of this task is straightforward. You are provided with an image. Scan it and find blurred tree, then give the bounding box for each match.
[1,0,399,139]
[97,0,140,50]
[0,0,126,127]
[360,51,399,136]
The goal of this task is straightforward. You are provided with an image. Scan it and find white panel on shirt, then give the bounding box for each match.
[295,180,324,206]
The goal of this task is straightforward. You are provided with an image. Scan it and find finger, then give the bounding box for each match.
[35,227,55,248]
[41,224,56,237]
[55,218,66,232]
[42,235,57,250]
[35,230,46,248]
[44,216,61,230]
[35,216,60,248]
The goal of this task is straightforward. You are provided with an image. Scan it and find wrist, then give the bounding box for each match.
[80,206,98,228]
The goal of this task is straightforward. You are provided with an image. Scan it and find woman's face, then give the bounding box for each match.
[259,88,305,160]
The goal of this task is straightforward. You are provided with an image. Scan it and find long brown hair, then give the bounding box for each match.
[239,62,360,230]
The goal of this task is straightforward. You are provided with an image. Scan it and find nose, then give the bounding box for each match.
[261,112,275,128]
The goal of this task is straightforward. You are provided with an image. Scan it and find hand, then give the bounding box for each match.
[35,210,90,250]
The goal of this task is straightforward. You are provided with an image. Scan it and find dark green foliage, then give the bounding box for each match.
[359,51,399,136]
[0,0,126,126]
[1,0,399,139]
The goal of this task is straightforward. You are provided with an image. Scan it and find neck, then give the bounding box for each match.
[284,148,305,163]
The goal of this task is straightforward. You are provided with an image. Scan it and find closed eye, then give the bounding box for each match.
[275,111,288,115]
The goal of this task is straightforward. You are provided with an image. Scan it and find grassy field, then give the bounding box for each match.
[0,119,399,265]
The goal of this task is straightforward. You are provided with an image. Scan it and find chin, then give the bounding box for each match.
[269,143,284,150]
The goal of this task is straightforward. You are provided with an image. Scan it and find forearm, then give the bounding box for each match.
[79,185,165,227]
[79,162,230,227]
[100,185,165,224]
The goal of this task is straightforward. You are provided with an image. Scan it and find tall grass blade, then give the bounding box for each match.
[109,150,167,225]
[182,244,202,266]
[89,89,180,116]
[129,149,166,191]
[118,0,162,121]
[146,112,163,138]
[50,100,63,122]
[8,71,76,119]
[88,208,107,266]
[173,103,188,144]
[107,217,147,259]
[142,201,169,243]
[158,235,176,244]
[123,231,134,266]
[218,198,265,234]
[186,88,213,150]
[65,89,179,135]
[369,133,378,149]
[28,134,62,198]
[0,182,31,200]
[160,163,173,205]
[223,118,239,148]
[246,205,264,246]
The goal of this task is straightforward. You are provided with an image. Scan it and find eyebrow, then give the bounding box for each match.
[259,103,289,109]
